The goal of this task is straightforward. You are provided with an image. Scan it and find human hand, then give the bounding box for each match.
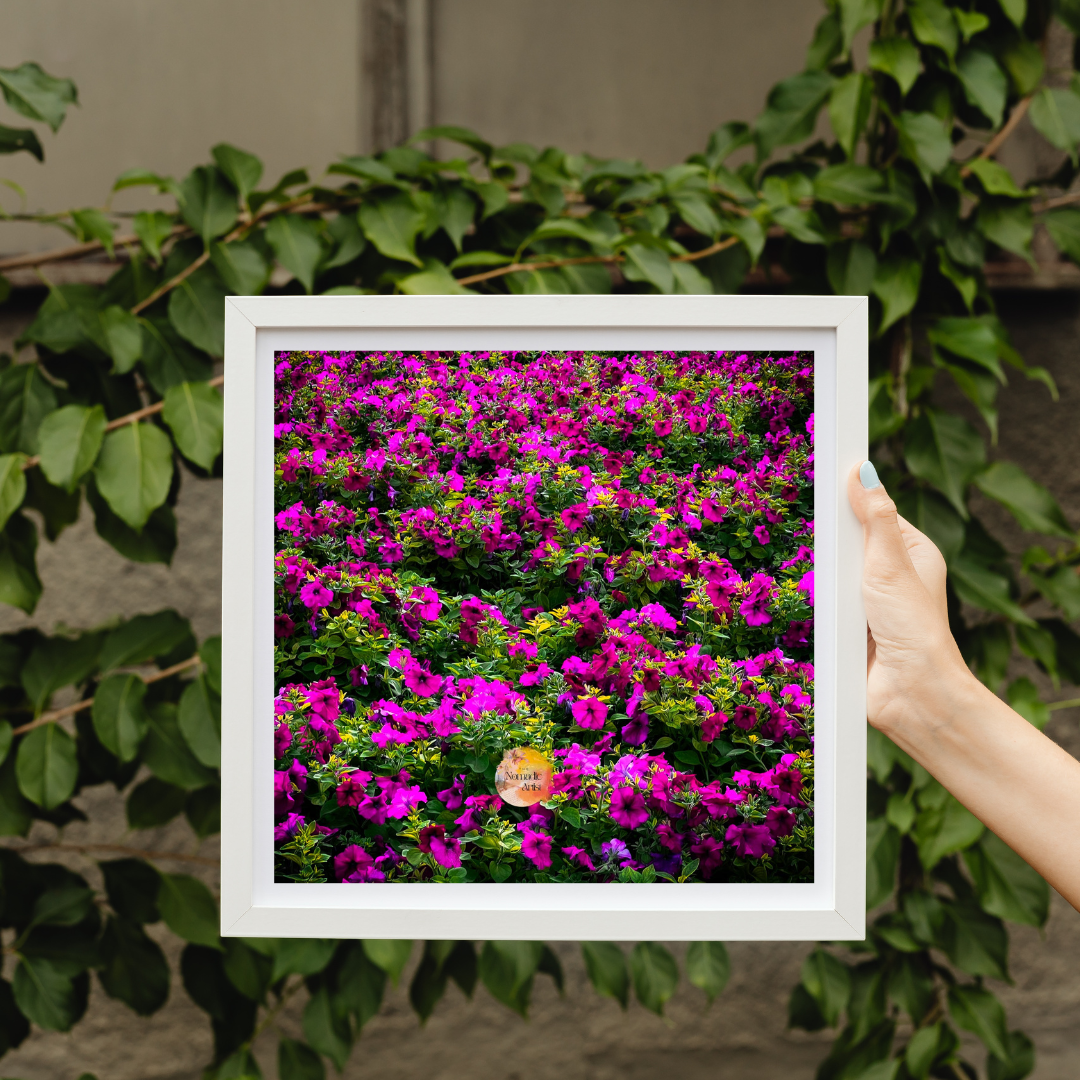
[846,461,973,734]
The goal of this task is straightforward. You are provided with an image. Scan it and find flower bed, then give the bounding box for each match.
[273,349,814,883]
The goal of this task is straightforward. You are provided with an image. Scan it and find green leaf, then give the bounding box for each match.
[478,940,542,1017]
[988,1030,1035,1080]
[0,454,26,534]
[179,165,237,244]
[200,635,222,695]
[93,422,174,532]
[1043,206,1080,263]
[998,0,1026,25]
[140,317,213,394]
[12,957,81,1031]
[71,208,116,258]
[800,948,851,1026]
[894,111,953,185]
[1028,563,1080,621]
[30,885,95,928]
[178,675,221,768]
[964,831,1049,927]
[671,260,712,294]
[265,215,325,294]
[126,777,187,830]
[974,461,1071,537]
[829,73,873,159]
[837,0,883,51]
[726,216,766,265]
[398,258,473,295]
[162,381,223,471]
[965,160,1023,202]
[927,317,1001,376]
[278,1037,326,1080]
[361,939,412,984]
[868,38,922,96]
[23,466,78,543]
[211,144,263,205]
[913,792,985,869]
[1001,38,1044,95]
[685,941,730,1004]
[1029,87,1080,157]
[210,240,270,295]
[91,673,149,763]
[15,723,77,809]
[671,193,721,238]
[328,154,395,184]
[872,257,921,332]
[629,941,678,1016]
[412,124,494,160]
[99,610,192,671]
[359,192,424,266]
[158,873,220,949]
[96,305,143,372]
[20,632,102,712]
[433,185,476,252]
[952,556,1036,624]
[581,941,629,1008]
[755,71,834,159]
[904,409,985,517]
[0,362,57,453]
[168,265,227,355]
[185,784,220,839]
[977,199,1033,262]
[302,986,351,1071]
[948,985,1009,1060]
[955,9,990,39]
[1014,623,1057,680]
[142,703,217,790]
[622,242,675,293]
[0,512,42,614]
[0,123,42,160]
[100,858,162,924]
[908,0,958,58]
[98,916,170,1016]
[271,939,336,984]
[0,62,78,131]
[957,48,1008,128]
[905,1022,953,1079]
[814,163,887,205]
[37,405,106,493]
[806,11,843,70]
[322,213,368,270]
[133,211,175,264]
[866,817,902,908]
[223,938,272,1002]
[827,240,877,296]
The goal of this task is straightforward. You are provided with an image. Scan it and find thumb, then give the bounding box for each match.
[846,461,923,594]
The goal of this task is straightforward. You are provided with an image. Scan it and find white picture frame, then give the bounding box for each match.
[221,294,868,941]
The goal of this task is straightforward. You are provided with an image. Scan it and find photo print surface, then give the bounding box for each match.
[272,349,814,884]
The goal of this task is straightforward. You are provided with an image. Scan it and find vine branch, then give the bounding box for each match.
[11,654,203,736]
[959,95,1033,177]
[7,841,219,866]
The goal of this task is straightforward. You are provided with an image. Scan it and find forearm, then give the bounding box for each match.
[879,666,1080,911]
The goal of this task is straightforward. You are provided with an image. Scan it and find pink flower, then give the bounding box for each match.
[403,663,444,697]
[700,498,726,523]
[300,580,333,610]
[378,539,404,564]
[609,786,649,829]
[418,825,462,868]
[561,503,590,532]
[766,806,797,838]
[519,663,552,687]
[690,836,724,877]
[274,614,295,638]
[739,573,776,627]
[752,525,771,545]
[653,417,672,437]
[571,696,608,730]
[797,570,814,606]
[334,844,385,882]
[274,721,293,758]
[562,845,595,871]
[621,714,649,746]
[725,822,776,859]
[639,603,677,631]
[733,704,758,730]
[409,586,443,621]
[701,711,727,741]
[521,829,553,869]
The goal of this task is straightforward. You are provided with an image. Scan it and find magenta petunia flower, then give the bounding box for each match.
[403,663,443,698]
[725,822,777,859]
[797,569,814,606]
[560,503,590,532]
[766,806,797,838]
[609,786,649,829]
[521,829,553,869]
[299,580,333,610]
[334,844,384,882]
[378,539,404,564]
[733,704,758,730]
[418,824,462,868]
[653,417,673,437]
[409,586,442,621]
[274,613,296,638]
[571,696,608,730]
[739,572,776,627]
[753,525,771,545]
[562,845,595,871]
[621,714,649,746]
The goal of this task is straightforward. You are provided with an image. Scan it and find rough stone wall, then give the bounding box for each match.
[0,295,1077,1079]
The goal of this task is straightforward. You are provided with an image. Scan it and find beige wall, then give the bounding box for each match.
[432,0,821,167]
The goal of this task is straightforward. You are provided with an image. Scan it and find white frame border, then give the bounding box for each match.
[222,295,867,940]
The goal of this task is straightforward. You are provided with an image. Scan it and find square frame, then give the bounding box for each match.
[222,294,868,940]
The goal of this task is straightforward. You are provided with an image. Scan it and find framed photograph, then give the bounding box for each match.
[221,294,868,940]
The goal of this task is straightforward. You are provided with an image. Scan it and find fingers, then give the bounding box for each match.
[846,462,918,580]
[896,513,949,621]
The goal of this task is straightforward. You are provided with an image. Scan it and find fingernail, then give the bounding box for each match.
[859,460,880,490]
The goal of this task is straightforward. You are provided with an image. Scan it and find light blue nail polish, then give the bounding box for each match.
[859,460,880,489]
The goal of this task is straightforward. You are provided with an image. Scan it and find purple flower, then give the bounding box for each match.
[409,586,442,621]
[562,845,595,871]
[571,696,608,730]
[609,786,649,829]
[521,829,553,869]
[274,721,293,758]
[274,812,305,842]
[334,844,385,882]
[797,570,814,606]
[653,417,672,437]
[739,573,776,627]
[621,714,649,746]
[733,704,758,730]
[601,838,632,865]
[752,525,771,545]
[378,539,404,564]
[437,775,465,809]
[561,503,590,532]
[418,825,462,868]
[639,603,677,632]
[403,663,443,698]
[725,822,776,859]
[300,580,333,610]
[274,614,296,638]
